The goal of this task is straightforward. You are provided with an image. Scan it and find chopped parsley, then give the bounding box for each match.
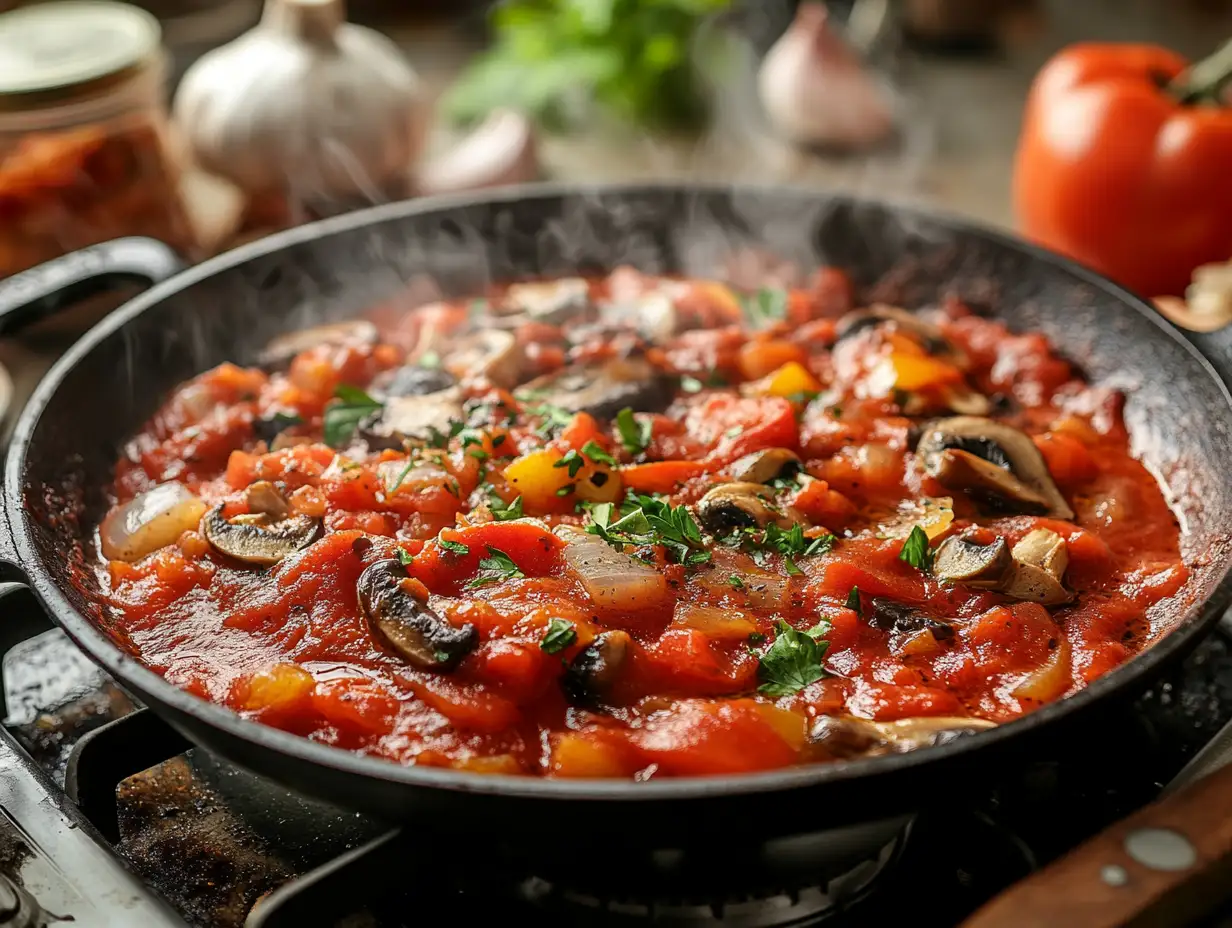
[762,523,836,559]
[742,287,789,330]
[757,619,830,697]
[581,440,616,466]
[465,545,524,589]
[554,449,585,478]
[556,484,576,496]
[387,458,416,492]
[396,548,414,567]
[322,384,382,448]
[488,491,524,521]
[527,404,575,438]
[898,525,934,572]
[747,631,767,646]
[587,495,709,566]
[728,574,746,590]
[425,419,466,449]
[439,539,470,556]
[539,618,577,654]
[845,586,863,617]
[615,407,653,456]
[681,376,704,393]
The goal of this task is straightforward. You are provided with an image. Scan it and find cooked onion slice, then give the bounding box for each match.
[100,483,207,562]
[557,527,668,611]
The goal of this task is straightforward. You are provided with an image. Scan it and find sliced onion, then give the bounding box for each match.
[100,483,208,562]
[696,550,789,609]
[1011,639,1072,703]
[556,527,668,611]
[672,604,758,640]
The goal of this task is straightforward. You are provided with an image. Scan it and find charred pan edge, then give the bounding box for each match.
[4,181,1230,805]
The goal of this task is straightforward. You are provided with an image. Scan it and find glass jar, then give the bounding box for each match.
[0,1,199,279]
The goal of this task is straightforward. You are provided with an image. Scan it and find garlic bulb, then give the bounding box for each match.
[173,0,428,205]
[416,109,540,197]
[757,3,895,150]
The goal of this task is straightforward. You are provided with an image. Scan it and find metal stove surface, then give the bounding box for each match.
[1,555,1232,928]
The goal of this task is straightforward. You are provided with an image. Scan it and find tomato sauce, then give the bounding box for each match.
[92,268,1188,778]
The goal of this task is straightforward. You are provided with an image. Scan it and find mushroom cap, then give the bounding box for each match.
[358,559,477,671]
[561,629,632,706]
[202,503,322,566]
[916,416,1074,519]
[729,448,802,484]
[518,356,675,420]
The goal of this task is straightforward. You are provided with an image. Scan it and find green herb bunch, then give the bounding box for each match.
[444,0,735,132]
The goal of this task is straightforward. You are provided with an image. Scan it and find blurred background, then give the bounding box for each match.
[1,0,1229,266]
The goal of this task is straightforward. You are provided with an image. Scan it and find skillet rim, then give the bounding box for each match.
[7,180,1232,801]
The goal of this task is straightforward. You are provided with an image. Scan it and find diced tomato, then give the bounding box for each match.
[410,521,565,595]
[629,699,801,775]
[312,678,400,736]
[686,395,798,465]
[621,460,709,494]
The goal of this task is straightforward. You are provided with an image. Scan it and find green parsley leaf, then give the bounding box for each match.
[554,449,585,478]
[387,458,416,492]
[805,619,832,642]
[585,494,706,566]
[556,484,576,497]
[527,404,576,439]
[615,407,653,456]
[465,545,524,589]
[581,440,617,466]
[322,384,382,448]
[742,287,789,330]
[425,419,466,449]
[489,492,524,521]
[783,557,803,576]
[728,574,745,590]
[539,618,577,654]
[845,586,863,617]
[439,539,470,556]
[757,620,830,697]
[681,376,704,393]
[747,632,767,646]
[396,548,415,566]
[898,525,934,572]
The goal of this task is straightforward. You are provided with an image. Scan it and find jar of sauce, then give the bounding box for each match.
[0,1,198,279]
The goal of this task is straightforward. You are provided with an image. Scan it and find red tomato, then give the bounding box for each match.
[685,395,799,465]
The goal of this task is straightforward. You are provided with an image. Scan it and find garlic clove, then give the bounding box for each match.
[415,109,540,197]
[757,3,896,150]
[173,0,429,204]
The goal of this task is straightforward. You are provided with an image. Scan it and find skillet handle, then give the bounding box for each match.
[960,761,1232,928]
[0,238,186,337]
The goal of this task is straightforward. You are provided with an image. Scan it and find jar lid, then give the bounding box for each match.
[0,1,161,103]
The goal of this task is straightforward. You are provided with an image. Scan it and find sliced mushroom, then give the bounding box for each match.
[932,535,1012,587]
[561,629,632,706]
[729,448,802,484]
[373,365,458,399]
[868,598,955,641]
[504,277,592,325]
[359,387,467,451]
[257,320,378,371]
[916,417,1074,519]
[1003,528,1072,606]
[599,292,679,344]
[696,482,799,535]
[358,559,477,671]
[518,356,675,420]
[441,329,527,389]
[836,306,965,365]
[202,484,322,566]
[808,715,996,759]
[934,529,1072,606]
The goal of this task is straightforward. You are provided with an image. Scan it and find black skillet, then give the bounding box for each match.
[0,183,1229,851]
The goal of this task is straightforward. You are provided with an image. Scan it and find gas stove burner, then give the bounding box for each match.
[517,825,909,927]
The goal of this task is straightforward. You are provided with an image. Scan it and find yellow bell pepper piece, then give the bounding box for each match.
[764,361,823,398]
